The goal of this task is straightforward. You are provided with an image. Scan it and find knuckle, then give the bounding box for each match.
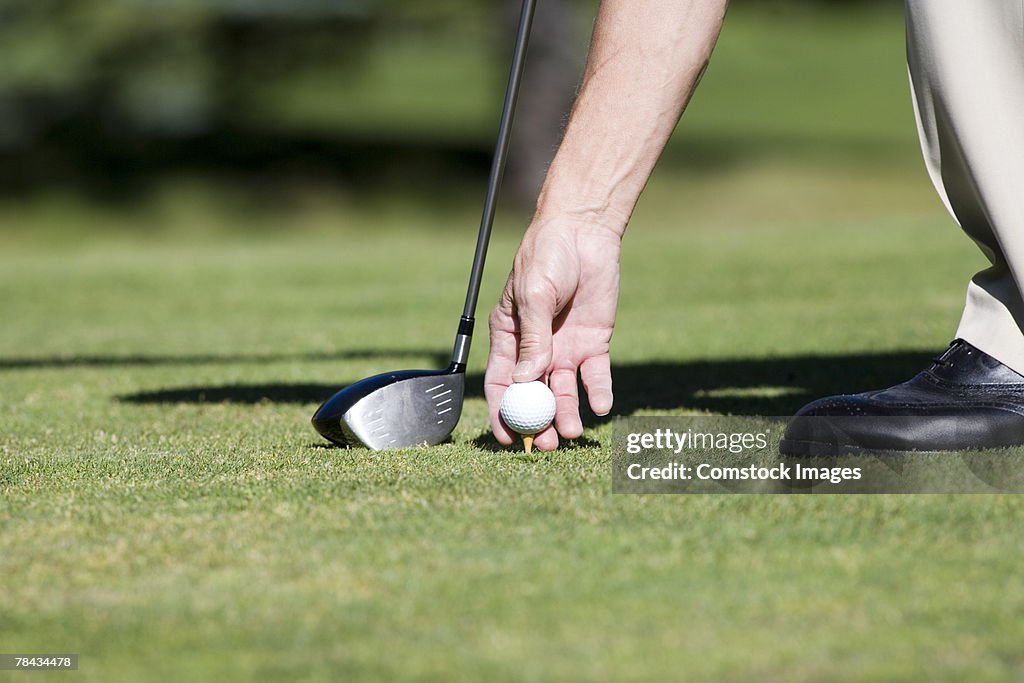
[488,305,504,331]
[518,277,557,306]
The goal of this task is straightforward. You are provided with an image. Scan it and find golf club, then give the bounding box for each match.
[312,0,537,449]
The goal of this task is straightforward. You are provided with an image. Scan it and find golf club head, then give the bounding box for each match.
[312,365,465,449]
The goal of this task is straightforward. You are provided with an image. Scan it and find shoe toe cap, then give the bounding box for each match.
[790,393,881,418]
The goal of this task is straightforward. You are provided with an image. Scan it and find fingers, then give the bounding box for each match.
[485,378,516,447]
[549,368,583,439]
[486,326,560,451]
[485,226,602,449]
[511,282,557,382]
[580,354,613,416]
[512,321,553,381]
[486,302,519,446]
[531,423,559,452]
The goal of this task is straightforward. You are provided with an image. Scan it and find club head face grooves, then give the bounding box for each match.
[312,364,465,450]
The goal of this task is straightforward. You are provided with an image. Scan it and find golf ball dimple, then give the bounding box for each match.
[500,381,556,434]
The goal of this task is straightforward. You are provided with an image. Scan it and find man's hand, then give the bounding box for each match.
[486,220,619,451]
[484,0,728,450]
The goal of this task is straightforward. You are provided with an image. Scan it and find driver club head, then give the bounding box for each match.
[312,365,465,449]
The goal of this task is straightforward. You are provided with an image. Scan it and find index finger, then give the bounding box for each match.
[485,307,519,445]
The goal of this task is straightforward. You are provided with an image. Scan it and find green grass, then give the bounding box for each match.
[3,2,1024,681]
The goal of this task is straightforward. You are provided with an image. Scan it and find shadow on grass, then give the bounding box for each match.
[117,348,934,418]
[0,348,449,371]
[121,383,342,405]
[601,351,932,418]
[470,431,603,453]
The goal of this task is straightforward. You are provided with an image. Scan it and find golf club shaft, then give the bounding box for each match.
[452,0,537,368]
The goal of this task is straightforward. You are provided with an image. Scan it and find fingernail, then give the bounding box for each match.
[512,362,538,381]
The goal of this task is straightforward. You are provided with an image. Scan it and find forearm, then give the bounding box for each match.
[535,0,729,233]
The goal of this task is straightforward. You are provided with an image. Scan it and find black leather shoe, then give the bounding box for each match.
[780,339,1024,454]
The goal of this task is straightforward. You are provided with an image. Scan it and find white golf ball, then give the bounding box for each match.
[500,381,556,435]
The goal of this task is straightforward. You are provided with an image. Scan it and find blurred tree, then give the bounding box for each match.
[503,0,588,208]
[0,0,379,148]
[0,0,879,197]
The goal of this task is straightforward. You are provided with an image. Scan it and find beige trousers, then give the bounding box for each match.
[906,1,1024,374]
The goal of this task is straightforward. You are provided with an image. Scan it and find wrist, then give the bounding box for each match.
[532,190,631,240]
[528,208,628,244]
[531,160,640,240]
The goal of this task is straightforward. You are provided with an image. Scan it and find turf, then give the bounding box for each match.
[3,3,1024,681]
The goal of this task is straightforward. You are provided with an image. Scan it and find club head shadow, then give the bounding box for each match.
[312,364,465,449]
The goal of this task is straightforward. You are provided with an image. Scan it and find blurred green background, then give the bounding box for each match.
[0,0,915,215]
[0,0,590,207]
[0,0,946,367]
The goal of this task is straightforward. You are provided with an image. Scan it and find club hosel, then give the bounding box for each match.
[450,316,475,368]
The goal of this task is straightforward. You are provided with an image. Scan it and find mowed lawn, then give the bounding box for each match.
[3,3,1024,681]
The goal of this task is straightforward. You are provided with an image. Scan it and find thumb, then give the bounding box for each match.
[512,295,555,381]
